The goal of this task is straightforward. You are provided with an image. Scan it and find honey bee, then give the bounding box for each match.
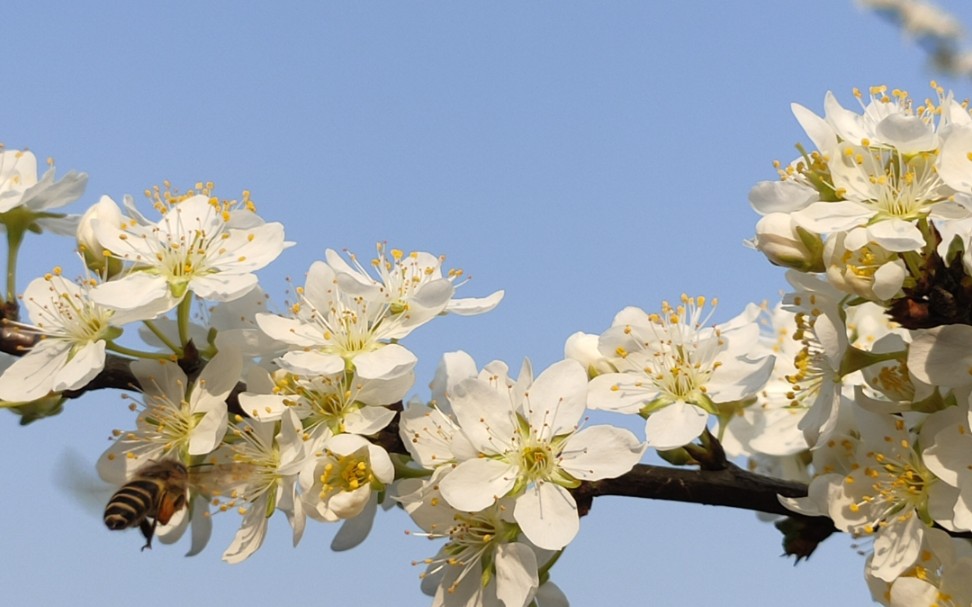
[103,459,189,551]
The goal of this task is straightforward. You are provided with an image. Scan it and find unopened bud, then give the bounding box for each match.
[77,195,123,278]
[564,332,615,378]
[754,213,824,272]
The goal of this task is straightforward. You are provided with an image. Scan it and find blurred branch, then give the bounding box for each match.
[860,0,972,79]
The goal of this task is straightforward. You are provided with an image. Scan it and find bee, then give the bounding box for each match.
[103,459,189,551]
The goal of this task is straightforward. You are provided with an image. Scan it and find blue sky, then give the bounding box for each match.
[1,2,970,605]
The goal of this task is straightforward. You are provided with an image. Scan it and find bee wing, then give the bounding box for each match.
[191,462,256,498]
[54,449,114,519]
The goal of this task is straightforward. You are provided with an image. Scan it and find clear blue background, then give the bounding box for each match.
[0,1,967,605]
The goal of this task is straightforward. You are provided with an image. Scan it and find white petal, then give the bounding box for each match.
[331,493,378,551]
[238,392,291,421]
[207,223,287,272]
[534,581,570,607]
[867,219,925,252]
[793,200,871,233]
[888,577,940,607]
[450,377,515,453]
[222,504,269,564]
[870,515,922,582]
[439,458,517,512]
[185,495,214,557]
[525,359,587,437]
[939,126,972,192]
[188,406,228,455]
[23,170,87,211]
[706,353,775,403]
[909,326,972,388]
[192,348,242,408]
[410,278,455,310]
[514,483,579,550]
[748,179,819,215]
[876,113,937,154]
[255,313,322,346]
[0,339,68,401]
[90,273,175,318]
[131,358,187,403]
[644,402,709,450]
[587,373,653,414]
[792,101,837,152]
[560,425,644,480]
[824,90,868,144]
[279,350,346,376]
[872,261,906,300]
[446,290,505,316]
[52,340,106,392]
[495,542,539,607]
[190,272,258,302]
[352,344,416,380]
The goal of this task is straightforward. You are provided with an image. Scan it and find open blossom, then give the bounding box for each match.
[89,191,289,318]
[299,432,394,551]
[823,232,906,302]
[256,247,501,383]
[778,272,851,447]
[407,356,643,551]
[0,272,146,402]
[221,408,308,564]
[398,473,563,607]
[96,351,242,483]
[919,406,972,531]
[783,407,947,583]
[256,260,418,381]
[588,296,774,450]
[865,528,972,607]
[908,324,972,395]
[750,85,972,255]
[324,244,504,317]
[0,147,87,235]
[721,304,809,464]
[239,366,410,439]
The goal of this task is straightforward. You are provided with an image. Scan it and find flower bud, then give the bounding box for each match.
[754,213,824,272]
[564,331,615,378]
[77,195,123,278]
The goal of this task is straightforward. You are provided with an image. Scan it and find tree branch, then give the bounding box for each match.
[2,319,837,557]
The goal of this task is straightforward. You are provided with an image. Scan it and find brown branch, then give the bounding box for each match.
[0,312,837,557]
[575,461,809,516]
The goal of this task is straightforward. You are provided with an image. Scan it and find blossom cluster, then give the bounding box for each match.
[0,150,621,606]
[747,84,972,603]
[8,82,972,607]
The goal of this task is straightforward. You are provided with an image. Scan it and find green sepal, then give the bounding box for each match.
[4,395,67,425]
[656,446,693,466]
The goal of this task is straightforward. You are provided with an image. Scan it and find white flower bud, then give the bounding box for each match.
[76,195,123,277]
[754,213,824,272]
[564,331,614,377]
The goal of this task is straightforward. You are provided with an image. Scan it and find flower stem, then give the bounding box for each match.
[106,341,177,361]
[142,320,182,355]
[177,294,193,348]
[5,224,24,303]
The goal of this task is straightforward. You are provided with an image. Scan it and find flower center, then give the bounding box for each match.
[518,443,555,481]
[320,450,373,497]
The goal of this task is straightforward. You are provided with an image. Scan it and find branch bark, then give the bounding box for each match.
[5,323,838,557]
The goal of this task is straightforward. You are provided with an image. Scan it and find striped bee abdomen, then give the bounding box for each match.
[103,460,189,551]
[104,480,160,530]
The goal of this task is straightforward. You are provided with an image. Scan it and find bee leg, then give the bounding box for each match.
[139,518,157,551]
